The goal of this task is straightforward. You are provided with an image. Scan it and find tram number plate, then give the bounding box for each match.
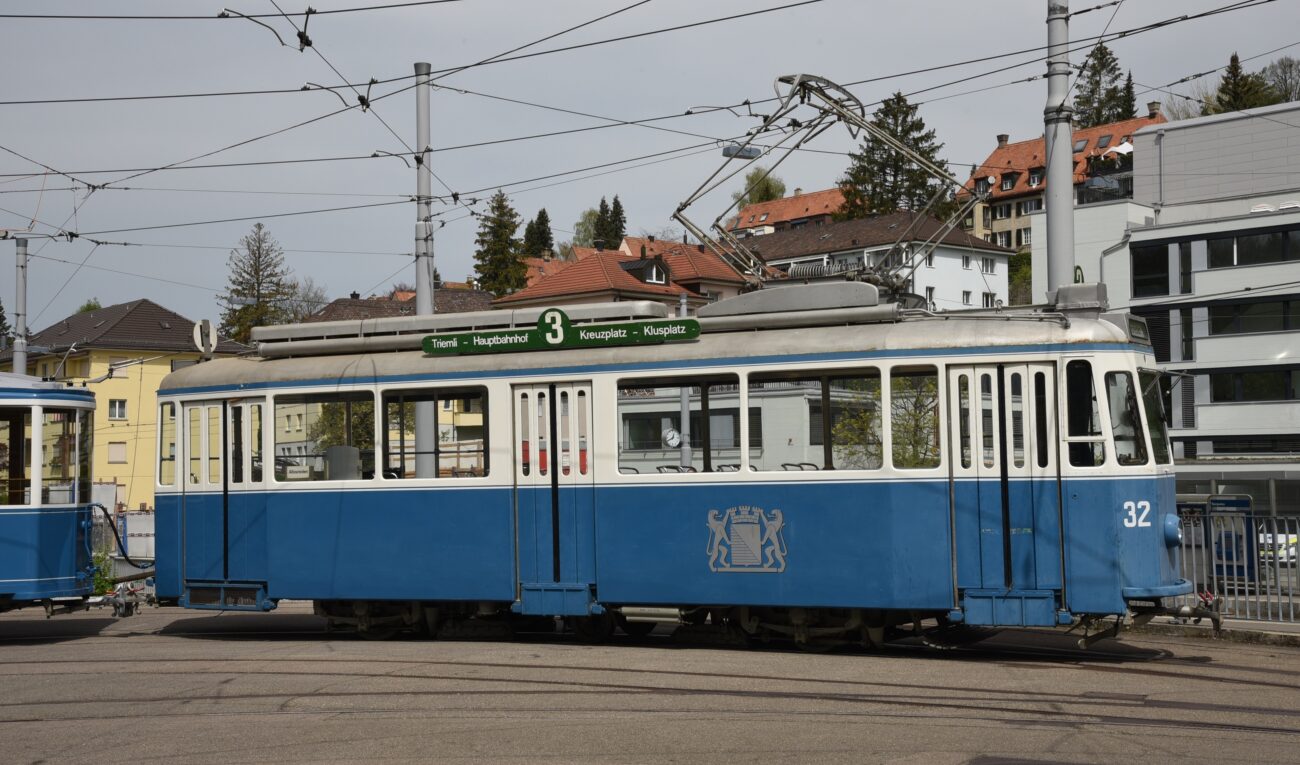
[1123,500,1152,528]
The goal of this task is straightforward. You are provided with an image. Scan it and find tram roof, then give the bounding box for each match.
[0,371,95,400]
[159,310,1135,394]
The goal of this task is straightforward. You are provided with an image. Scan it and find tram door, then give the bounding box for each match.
[224,400,267,583]
[180,401,226,583]
[948,364,1062,624]
[513,383,597,615]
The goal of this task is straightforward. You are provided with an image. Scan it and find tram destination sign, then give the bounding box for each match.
[422,307,700,356]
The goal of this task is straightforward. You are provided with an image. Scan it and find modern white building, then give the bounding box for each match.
[744,212,1011,310]
[1031,101,1300,514]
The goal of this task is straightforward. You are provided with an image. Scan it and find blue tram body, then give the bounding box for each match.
[0,372,96,612]
[154,285,1190,641]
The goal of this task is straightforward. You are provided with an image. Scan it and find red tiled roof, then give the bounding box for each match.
[306,287,494,321]
[523,255,577,287]
[962,114,1166,201]
[619,237,745,284]
[495,251,690,306]
[729,188,845,230]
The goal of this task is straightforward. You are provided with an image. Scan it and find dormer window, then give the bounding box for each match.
[1028,169,1043,187]
[1000,174,1016,191]
[646,264,666,284]
[975,178,990,194]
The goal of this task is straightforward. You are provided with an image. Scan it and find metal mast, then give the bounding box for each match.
[13,238,28,375]
[414,62,435,478]
[1044,1,1076,298]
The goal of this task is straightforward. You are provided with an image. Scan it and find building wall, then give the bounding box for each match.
[1132,102,1300,207]
[1029,200,1155,303]
[770,244,1009,311]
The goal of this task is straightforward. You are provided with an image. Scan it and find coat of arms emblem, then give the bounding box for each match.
[706,505,787,573]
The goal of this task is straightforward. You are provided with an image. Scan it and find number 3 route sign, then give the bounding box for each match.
[422,307,700,356]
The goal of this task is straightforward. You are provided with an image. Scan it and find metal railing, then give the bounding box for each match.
[1175,509,1299,622]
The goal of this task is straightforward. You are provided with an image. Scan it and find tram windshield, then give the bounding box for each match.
[1138,369,1173,464]
[0,406,91,506]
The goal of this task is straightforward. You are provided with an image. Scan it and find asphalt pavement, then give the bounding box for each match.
[2,605,1298,764]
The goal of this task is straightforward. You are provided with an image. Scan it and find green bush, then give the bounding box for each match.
[92,551,115,595]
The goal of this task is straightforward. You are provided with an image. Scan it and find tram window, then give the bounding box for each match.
[230,406,245,484]
[559,390,571,476]
[273,391,375,482]
[980,374,995,468]
[159,403,177,487]
[40,409,78,504]
[77,409,92,504]
[748,371,881,471]
[891,367,941,469]
[1106,372,1149,466]
[1065,360,1105,467]
[1034,372,1050,468]
[519,394,530,477]
[617,376,740,473]
[206,407,222,484]
[958,374,972,468]
[381,388,488,479]
[188,407,202,485]
[1138,370,1173,464]
[576,390,589,476]
[250,404,265,482]
[1010,373,1025,468]
[1,408,32,505]
[537,391,549,477]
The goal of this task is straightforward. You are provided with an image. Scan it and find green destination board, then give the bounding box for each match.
[422,307,700,356]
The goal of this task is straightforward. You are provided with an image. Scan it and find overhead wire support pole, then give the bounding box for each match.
[13,238,28,375]
[414,62,435,480]
[1044,0,1076,298]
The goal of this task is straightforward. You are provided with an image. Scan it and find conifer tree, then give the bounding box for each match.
[472,190,526,296]
[521,208,554,257]
[593,197,613,248]
[608,195,627,245]
[1206,53,1279,114]
[219,223,294,344]
[0,298,12,346]
[1073,43,1125,127]
[1119,71,1137,121]
[836,92,952,220]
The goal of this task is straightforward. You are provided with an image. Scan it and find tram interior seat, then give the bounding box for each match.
[657,465,697,473]
[782,462,820,471]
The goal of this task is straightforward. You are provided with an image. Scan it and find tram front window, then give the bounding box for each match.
[40,408,79,504]
[1,408,32,505]
[1106,372,1149,466]
[1138,370,1173,465]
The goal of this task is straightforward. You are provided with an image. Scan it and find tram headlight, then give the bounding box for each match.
[1163,514,1183,548]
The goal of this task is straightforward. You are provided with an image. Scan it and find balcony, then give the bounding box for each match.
[1195,331,1300,365]
[1192,260,1298,296]
[1194,400,1300,436]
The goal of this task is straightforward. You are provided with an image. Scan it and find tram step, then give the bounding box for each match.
[183,581,273,611]
[515,583,599,616]
[962,589,1060,627]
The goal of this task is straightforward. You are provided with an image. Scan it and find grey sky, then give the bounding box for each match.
[2,0,1294,329]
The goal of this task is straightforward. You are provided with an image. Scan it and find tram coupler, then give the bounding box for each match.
[1128,598,1224,634]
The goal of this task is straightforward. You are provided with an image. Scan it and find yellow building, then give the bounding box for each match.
[1,299,243,510]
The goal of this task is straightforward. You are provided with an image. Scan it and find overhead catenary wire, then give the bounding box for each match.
[0,1,469,20]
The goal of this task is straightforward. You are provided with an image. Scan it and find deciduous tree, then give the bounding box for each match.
[731,166,786,209]
[76,298,101,314]
[1261,56,1300,102]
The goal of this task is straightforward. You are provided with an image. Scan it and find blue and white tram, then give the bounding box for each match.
[153,283,1191,643]
[0,371,96,612]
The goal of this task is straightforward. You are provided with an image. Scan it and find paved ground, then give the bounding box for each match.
[2,605,1298,765]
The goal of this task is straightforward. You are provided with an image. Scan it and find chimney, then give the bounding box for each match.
[697,244,704,253]
[595,239,604,252]
[542,248,552,262]
[350,291,360,300]
[648,235,655,242]
[997,133,1009,148]
[1147,100,1162,118]
[640,244,647,260]
[793,187,803,196]
[682,233,688,244]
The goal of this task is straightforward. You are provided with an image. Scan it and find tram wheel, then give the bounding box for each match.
[356,622,400,641]
[569,613,615,643]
